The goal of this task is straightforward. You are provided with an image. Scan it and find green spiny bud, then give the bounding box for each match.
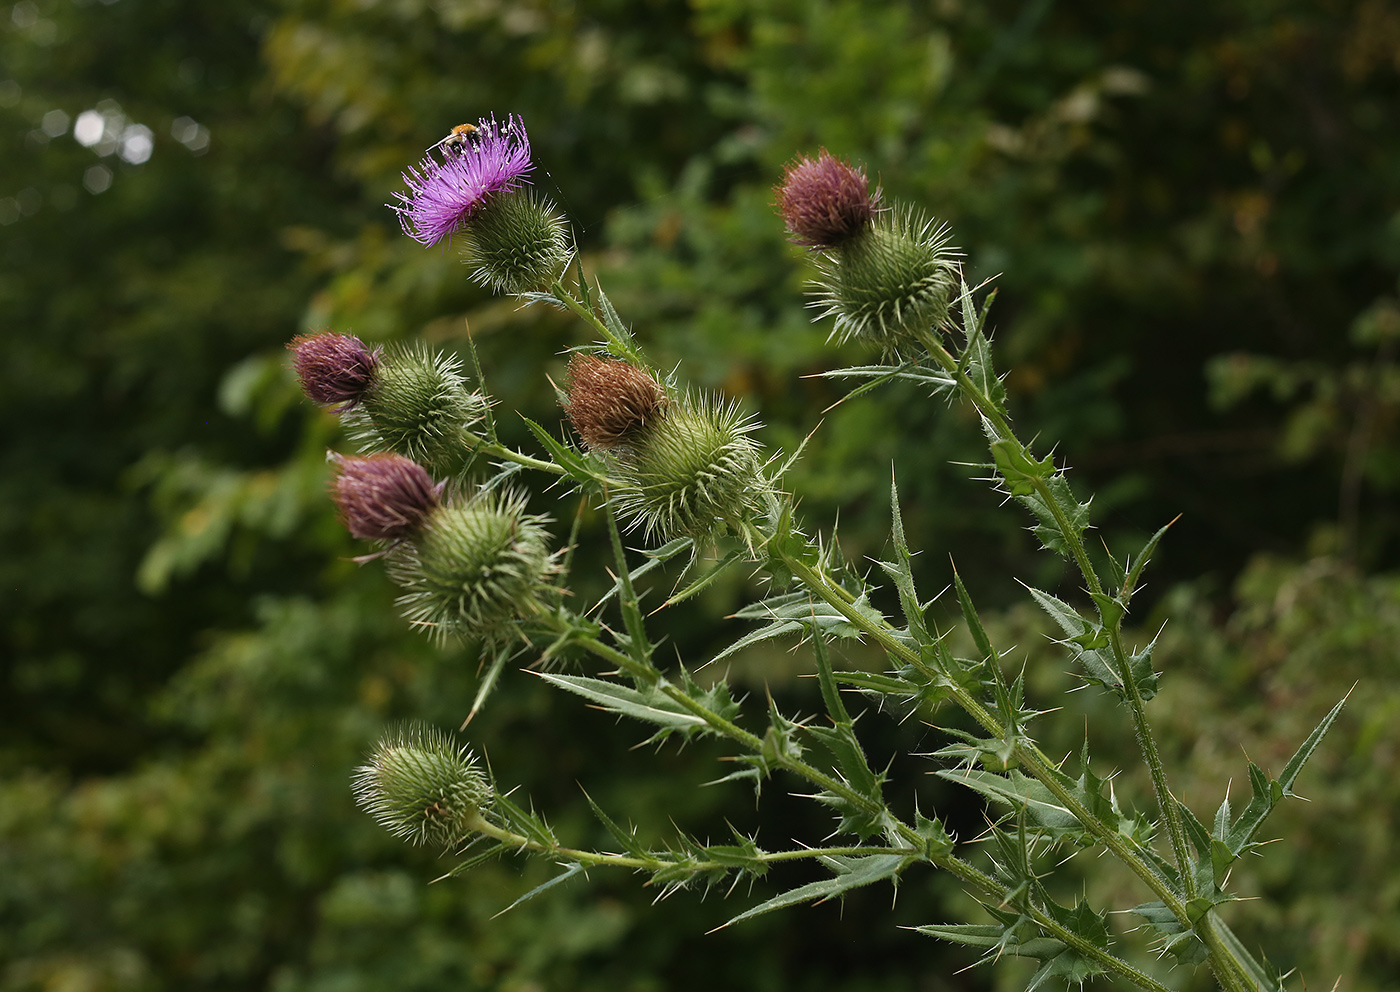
[811,206,959,354]
[390,488,555,644]
[460,189,572,295]
[352,723,489,848]
[352,343,487,477]
[612,393,766,543]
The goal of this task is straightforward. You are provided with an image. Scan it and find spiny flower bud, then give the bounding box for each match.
[562,355,668,451]
[331,453,442,542]
[775,149,879,249]
[460,189,572,295]
[351,343,487,478]
[390,489,555,644]
[811,206,960,354]
[289,331,381,410]
[612,394,766,543]
[352,723,489,848]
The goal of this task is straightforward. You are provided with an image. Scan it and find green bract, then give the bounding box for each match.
[352,723,489,848]
[390,489,554,644]
[610,394,765,543]
[460,189,572,295]
[353,343,487,478]
[811,206,959,353]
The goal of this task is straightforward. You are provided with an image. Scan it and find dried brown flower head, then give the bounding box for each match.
[562,355,669,451]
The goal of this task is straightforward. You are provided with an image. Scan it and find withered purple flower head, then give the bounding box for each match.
[774,149,879,249]
[289,331,381,410]
[392,114,535,247]
[332,452,443,542]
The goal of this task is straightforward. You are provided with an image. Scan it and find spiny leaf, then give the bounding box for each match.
[721,854,907,927]
[492,862,588,917]
[534,673,706,731]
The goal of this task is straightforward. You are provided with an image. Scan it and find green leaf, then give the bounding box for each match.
[1014,474,1092,557]
[519,415,604,484]
[884,470,931,641]
[722,854,907,927]
[582,790,648,858]
[662,548,743,607]
[990,440,1055,497]
[534,673,706,731]
[1123,517,1177,600]
[1125,902,1208,965]
[936,768,1080,832]
[492,862,588,917]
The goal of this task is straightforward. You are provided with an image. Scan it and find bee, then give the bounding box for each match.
[431,122,481,156]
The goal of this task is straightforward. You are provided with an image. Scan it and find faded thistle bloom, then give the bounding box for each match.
[392,115,534,247]
[289,331,381,410]
[347,343,488,478]
[562,355,669,451]
[389,488,555,644]
[352,723,489,848]
[775,150,879,249]
[331,453,442,542]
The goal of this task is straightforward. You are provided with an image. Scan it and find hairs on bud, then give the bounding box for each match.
[389,488,556,645]
[331,452,442,542]
[352,723,489,848]
[562,355,669,451]
[289,331,381,410]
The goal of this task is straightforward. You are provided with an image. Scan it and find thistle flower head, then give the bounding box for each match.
[611,393,766,543]
[389,488,555,644]
[352,723,489,848]
[392,114,535,247]
[350,343,487,478]
[289,331,381,410]
[331,452,442,542]
[775,149,879,249]
[562,355,669,451]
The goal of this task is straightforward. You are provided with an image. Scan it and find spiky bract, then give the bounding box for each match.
[390,489,554,644]
[331,452,442,542]
[612,395,765,543]
[562,355,669,451]
[810,207,960,354]
[351,343,486,477]
[460,190,572,295]
[352,723,489,848]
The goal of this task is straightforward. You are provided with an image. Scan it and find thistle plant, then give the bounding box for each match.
[297,119,1349,991]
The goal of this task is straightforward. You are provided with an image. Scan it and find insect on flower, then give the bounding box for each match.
[431,123,481,156]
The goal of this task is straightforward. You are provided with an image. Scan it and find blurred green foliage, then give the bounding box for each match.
[3,0,1399,990]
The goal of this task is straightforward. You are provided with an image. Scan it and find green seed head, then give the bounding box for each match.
[354,343,487,477]
[390,489,554,644]
[460,189,572,296]
[811,207,959,355]
[352,723,489,848]
[612,394,766,543]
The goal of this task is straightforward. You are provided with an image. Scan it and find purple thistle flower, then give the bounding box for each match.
[331,453,443,542]
[289,331,381,410]
[391,115,535,247]
[774,149,879,249]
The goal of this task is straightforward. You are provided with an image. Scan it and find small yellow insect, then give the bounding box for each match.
[432,122,480,156]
